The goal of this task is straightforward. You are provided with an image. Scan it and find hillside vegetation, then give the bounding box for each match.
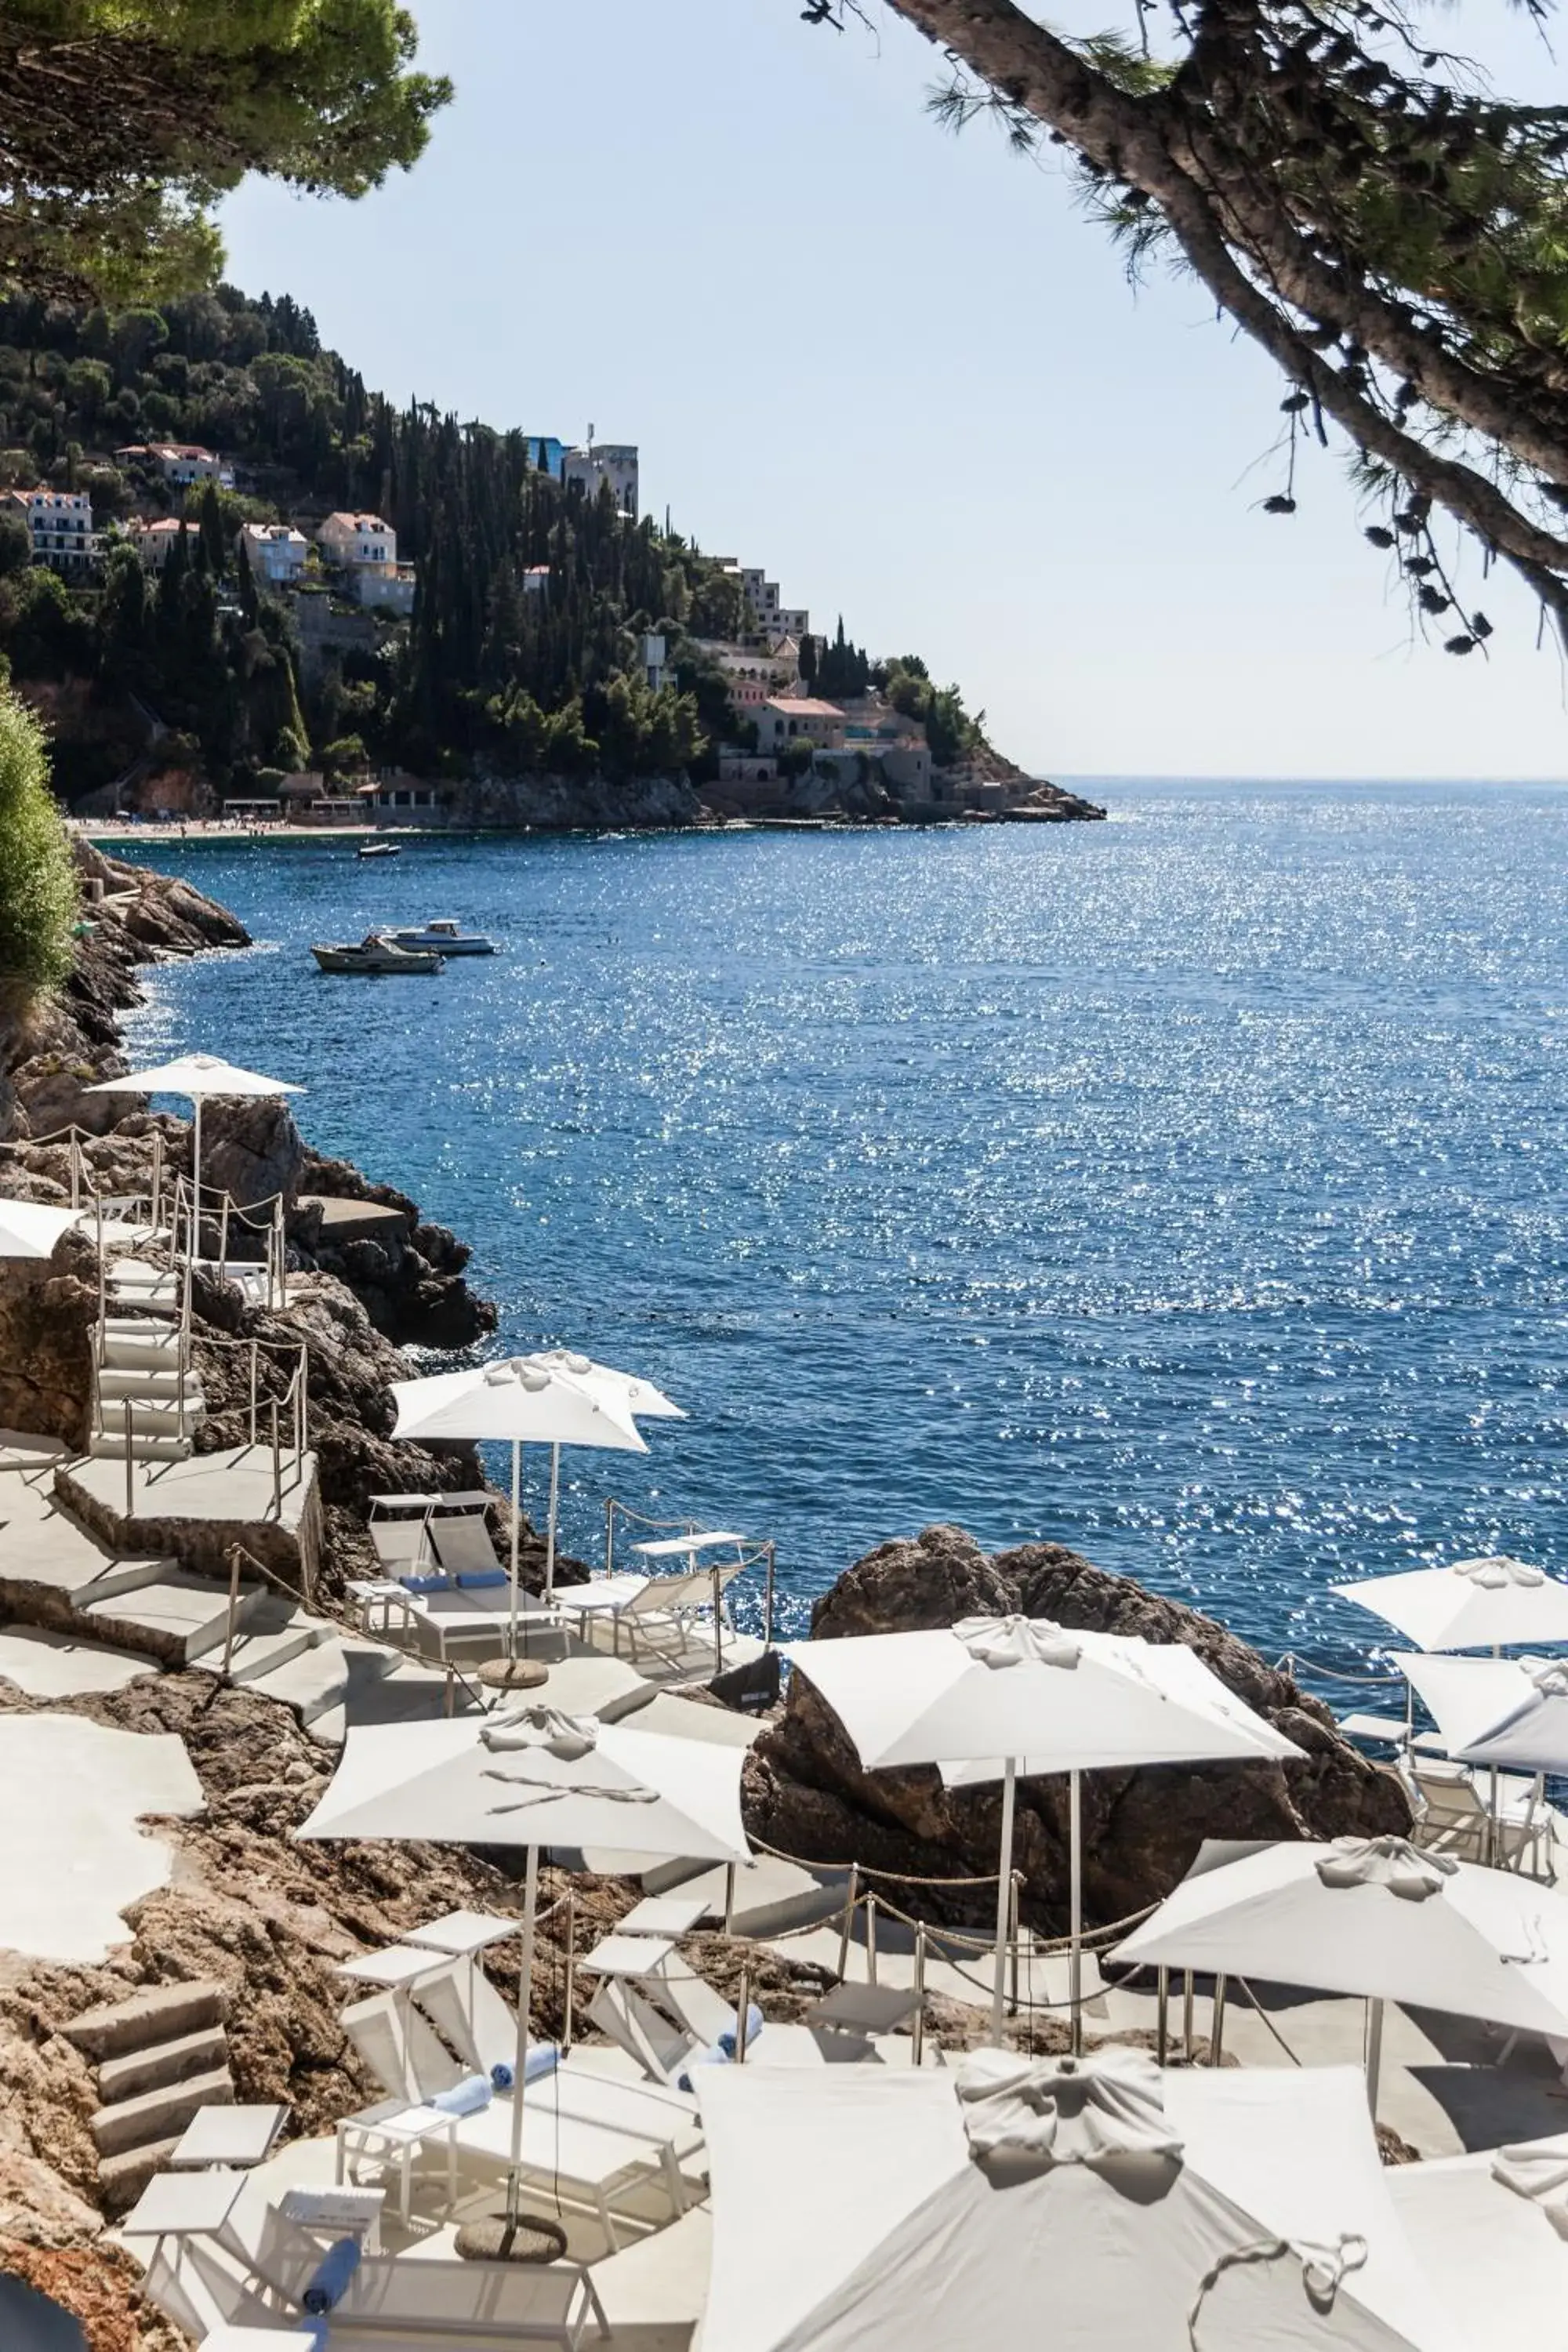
[0,285,995,808]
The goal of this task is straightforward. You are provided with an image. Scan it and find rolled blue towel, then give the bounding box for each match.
[717,2003,765,2060]
[489,2043,558,2093]
[432,2071,492,2118]
[457,1567,509,1588]
[302,2235,362,2315]
[677,2044,730,2095]
[400,1571,452,1595]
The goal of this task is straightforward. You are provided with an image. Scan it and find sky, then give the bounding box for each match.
[219,1,1568,782]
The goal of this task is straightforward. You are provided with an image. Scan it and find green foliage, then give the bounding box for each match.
[880,654,982,768]
[0,688,76,996]
[0,2,452,303]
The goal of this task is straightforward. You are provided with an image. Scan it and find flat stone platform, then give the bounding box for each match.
[64,1446,317,1536]
[0,1712,202,1962]
[297,1195,411,1243]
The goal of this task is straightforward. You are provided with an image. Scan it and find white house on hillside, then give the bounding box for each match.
[754,696,844,753]
[238,521,309,585]
[12,488,98,572]
[318,511,396,568]
[564,442,638,519]
[115,442,233,488]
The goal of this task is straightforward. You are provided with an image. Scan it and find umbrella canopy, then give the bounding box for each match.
[786,1618,1301,1777]
[389,1359,647,1451]
[1113,1835,1568,2049]
[1331,1556,1568,1653]
[521,1347,684,1421]
[86,1051,303,1221]
[298,1704,750,2187]
[697,2054,1457,2352]
[787,1617,1301,2042]
[295,1707,747,1860]
[390,1357,648,1646]
[1397,1651,1568,1777]
[0,1200,83,1259]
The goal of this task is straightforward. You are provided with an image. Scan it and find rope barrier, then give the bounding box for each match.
[1274,1651,1401,1688]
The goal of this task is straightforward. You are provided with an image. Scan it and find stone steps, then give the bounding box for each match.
[90,2061,234,2158]
[65,1552,180,1612]
[96,1368,200,1403]
[223,1612,325,1687]
[97,2022,228,2106]
[86,1427,196,1463]
[244,1629,403,1729]
[64,1978,236,2213]
[305,1657,482,1748]
[100,1319,183,1370]
[82,1568,266,1667]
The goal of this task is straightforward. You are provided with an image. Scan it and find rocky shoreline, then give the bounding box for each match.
[0,853,1409,2346]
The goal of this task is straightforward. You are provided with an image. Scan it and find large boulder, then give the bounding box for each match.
[200,1096,307,1210]
[746,1524,1411,1933]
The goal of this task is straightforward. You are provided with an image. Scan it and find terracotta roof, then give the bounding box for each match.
[764,698,844,717]
[321,511,390,532]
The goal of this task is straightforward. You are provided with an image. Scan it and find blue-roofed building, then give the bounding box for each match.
[524,436,567,480]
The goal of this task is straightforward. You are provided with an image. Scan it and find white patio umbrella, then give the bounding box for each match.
[86,1051,303,1217]
[390,1358,647,1649]
[296,1704,750,2204]
[1332,1555,1568,1654]
[786,1617,1302,2042]
[1113,1833,1568,2110]
[696,2054,1457,2352]
[517,1348,684,1595]
[0,1199,84,1258]
[1397,1650,1568,1777]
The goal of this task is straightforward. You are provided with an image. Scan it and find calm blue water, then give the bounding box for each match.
[108,783,1568,1679]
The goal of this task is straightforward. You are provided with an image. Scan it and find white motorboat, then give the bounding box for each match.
[312,933,442,975]
[357,840,401,860]
[383,917,496,956]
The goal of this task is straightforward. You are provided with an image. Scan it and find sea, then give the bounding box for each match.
[107,780,1568,1693]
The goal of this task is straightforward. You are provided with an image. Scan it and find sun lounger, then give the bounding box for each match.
[448,2086,687,2252]
[1403,1756,1552,1872]
[336,2097,461,2221]
[309,2249,608,2348]
[339,1987,465,2107]
[430,1515,507,1580]
[557,1563,745,1668]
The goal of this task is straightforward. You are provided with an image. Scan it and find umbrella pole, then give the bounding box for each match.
[1366,1995,1385,2118]
[191,1098,201,1261]
[1488,1642,1501,1866]
[508,1440,521,1659]
[990,1757,1017,2044]
[1069,1766,1083,2057]
[546,1443,560,1599]
[506,1843,539,2218]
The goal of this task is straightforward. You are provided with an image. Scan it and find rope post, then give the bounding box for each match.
[764,1541,775,1648]
[1009,1871,1022,2022]
[604,1498,615,1578]
[912,1925,927,2067]
[296,1344,308,1476]
[735,1968,751,2064]
[1156,1966,1170,2067]
[836,1863,859,1984]
[1209,1975,1227,2066]
[123,1365,134,1523]
[1366,1995,1385,2118]
[563,1890,576,2053]
[151,1127,162,1234]
[221,1544,242,1677]
[1182,1969,1196,2064]
[219,1194,230,1278]
[249,1340,258,1446]
[70,1132,81,1212]
[711,1562,724,1673]
[724,1863,736,1936]
[865,1890,878,1986]
[270,1399,281,1520]
[444,1664,455,1719]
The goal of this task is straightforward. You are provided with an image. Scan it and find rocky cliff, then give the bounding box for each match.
[745,1523,1410,1932]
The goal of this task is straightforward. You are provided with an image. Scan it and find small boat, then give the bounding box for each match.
[357,840,401,860]
[311,933,442,976]
[383,918,496,957]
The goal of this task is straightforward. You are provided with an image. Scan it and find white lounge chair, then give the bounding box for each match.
[311,2249,608,2348]
[557,1563,745,1668]
[339,1987,465,2107]
[1403,1757,1551,1872]
[430,1515,508,1581]
[448,2090,690,2253]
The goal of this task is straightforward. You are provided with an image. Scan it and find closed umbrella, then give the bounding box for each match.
[1331,1556,1568,1654]
[390,1358,647,1650]
[86,1051,303,1219]
[297,1704,750,2206]
[1113,1833,1568,2109]
[518,1348,684,1595]
[786,1617,1301,2043]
